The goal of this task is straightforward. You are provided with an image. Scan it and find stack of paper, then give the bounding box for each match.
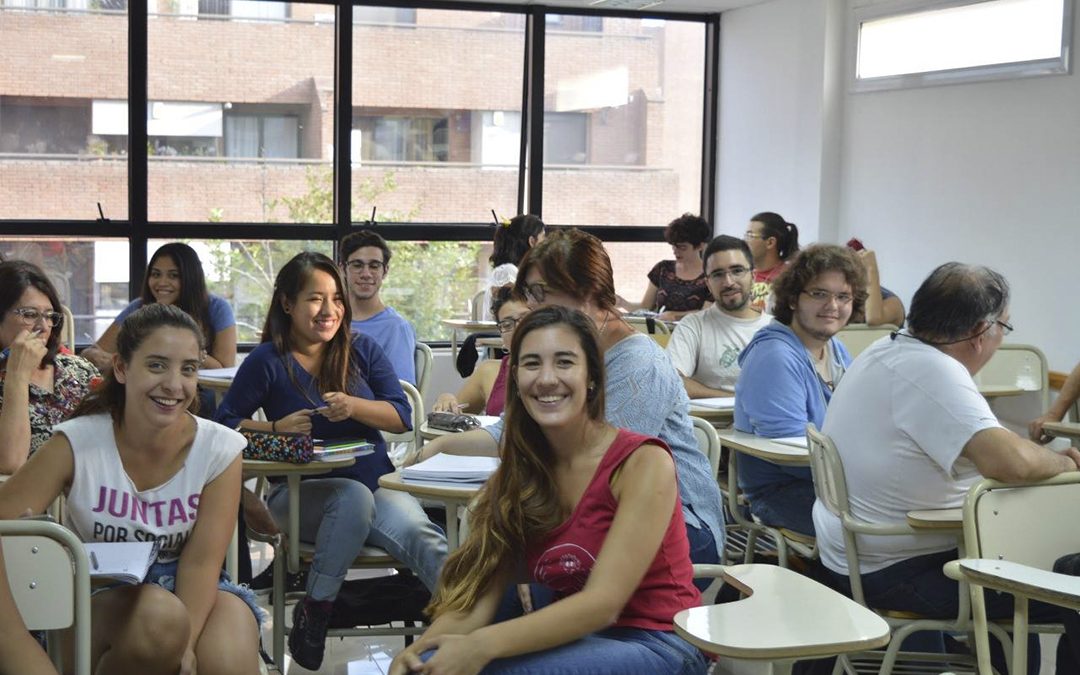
[771,436,809,449]
[85,541,160,584]
[198,366,240,380]
[401,454,499,485]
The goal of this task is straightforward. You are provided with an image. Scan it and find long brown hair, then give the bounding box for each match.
[261,252,356,395]
[427,306,606,617]
[72,303,205,422]
[141,243,214,351]
[513,228,617,312]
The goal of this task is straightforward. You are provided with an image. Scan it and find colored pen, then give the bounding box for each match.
[90,550,99,571]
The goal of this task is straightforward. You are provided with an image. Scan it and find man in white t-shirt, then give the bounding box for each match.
[666,235,770,398]
[814,262,1080,664]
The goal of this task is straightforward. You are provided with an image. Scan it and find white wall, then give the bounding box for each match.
[718,0,1080,370]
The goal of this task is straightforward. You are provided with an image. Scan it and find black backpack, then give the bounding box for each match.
[328,572,430,629]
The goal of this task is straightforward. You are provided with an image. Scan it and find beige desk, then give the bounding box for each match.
[379,471,480,551]
[1043,421,1080,442]
[441,319,498,361]
[718,429,809,466]
[905,507,962,531]
[950,558,1080,675]
[689,399,735,426]
[674,564,890,674]
[243,456,356,573]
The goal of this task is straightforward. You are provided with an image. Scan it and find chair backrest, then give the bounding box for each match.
[975,343,1049,405]
[834,324,897,358]
[61,304,75,350]
[965,473,1080,569]
[469,290,486,322]
[690,416,721,478]
[625,316,671,335]
[385,380,424,459]
[413,342,433,398]
[0,519,91,675]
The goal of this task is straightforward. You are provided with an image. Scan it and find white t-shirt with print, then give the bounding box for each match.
[57,413,244,563]
[666,306,771,391]
[813,336,1002,575]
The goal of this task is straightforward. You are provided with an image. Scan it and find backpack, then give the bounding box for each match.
[328,572,430,629]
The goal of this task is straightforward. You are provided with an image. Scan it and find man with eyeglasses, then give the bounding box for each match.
[339,229,417,384]
[734,244,866,537]
[665,235,770,399]
[814,262,1080,668]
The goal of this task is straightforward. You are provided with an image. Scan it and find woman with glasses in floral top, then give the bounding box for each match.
[0,260,99,474]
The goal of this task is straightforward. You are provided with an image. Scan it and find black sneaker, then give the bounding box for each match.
[289,597,333,670]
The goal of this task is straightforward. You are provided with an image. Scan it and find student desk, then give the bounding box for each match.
[674,564,890,675]
[242,456,356,574]
[1043,420,1080,442]
[378,471,480,551]
[978,384,1025,399]
[718,429,809,465]
[905,507,963,532]
[689,399,735,427]
[441,319,498,361]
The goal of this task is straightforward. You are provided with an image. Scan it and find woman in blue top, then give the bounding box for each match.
[215,252,447,671]
[84,242,237,373]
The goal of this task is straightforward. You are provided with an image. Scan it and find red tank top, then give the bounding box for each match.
[524,429,701,631]
[484,356,510,416]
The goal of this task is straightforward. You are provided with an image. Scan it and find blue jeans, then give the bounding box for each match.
[829,550,1057,675]
[267,478,447,601]
[422,626,707,674]
[748,479,815,536]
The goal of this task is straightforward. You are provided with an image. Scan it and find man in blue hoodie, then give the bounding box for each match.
[734,244,867,535]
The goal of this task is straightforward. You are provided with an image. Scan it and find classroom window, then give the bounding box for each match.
[0,4,128,220]
[350,7,524,223]
[147,1,334,222]
[354,5,415,25]
[854,0,1071,90]
[0,238,129,343]
[542,16,706,227]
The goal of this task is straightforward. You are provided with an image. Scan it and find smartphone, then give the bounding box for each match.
[313,406,331,416]
[846,237,865,252]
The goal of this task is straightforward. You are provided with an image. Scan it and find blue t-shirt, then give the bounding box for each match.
[350,306,416,385]
[115,294,235,334]
[215,334,412,492]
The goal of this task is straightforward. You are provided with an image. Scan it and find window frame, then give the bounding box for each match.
[850,0,1073,93]
[0,0,722,347]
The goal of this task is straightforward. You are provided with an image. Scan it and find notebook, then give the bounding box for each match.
[691,397,736,410]
[313,439,375,460]
[85,541,161,585]
[401,454,499,485]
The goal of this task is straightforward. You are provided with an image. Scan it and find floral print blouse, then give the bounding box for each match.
[0,353,100,456]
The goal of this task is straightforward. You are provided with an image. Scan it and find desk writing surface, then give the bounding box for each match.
[242,455,356,475]
[906,507,962,530]
[978,384,1025,398]
[718,429,809,465]
[674,564,890,660]
[441,319,498,332]
[958,558,1080,611]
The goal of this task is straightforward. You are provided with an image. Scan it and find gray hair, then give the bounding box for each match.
[907,262,1009,343]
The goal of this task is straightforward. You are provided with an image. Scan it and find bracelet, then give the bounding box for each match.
[271,419,277,433]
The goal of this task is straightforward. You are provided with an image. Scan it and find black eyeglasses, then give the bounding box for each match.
[496,316,523,334]
[344,260,386,273]
[524,282,550,304]
[708,266,750,282]
[11,307,63,327]
[995,319,1014,336]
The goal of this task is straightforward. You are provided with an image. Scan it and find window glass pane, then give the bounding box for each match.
[605,241,672,309]
[858,0,1066,79]
[148,0,334,223]
[0,4,128,220]
[351,7,525,223]
[542,16,704,227]
[0,237,129,344]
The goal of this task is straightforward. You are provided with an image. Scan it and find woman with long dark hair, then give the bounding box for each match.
[0,260,98,473]
[215,251,447,670]
[391,306,707,675]
[0,303,258,674]
[745,211,800,311]
[480,214,545,321]
[83,242,236,373]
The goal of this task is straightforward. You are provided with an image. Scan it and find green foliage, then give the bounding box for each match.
[205,167,483,342]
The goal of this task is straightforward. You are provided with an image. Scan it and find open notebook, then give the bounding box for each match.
[691,397,736,410]
[85,541,160,584]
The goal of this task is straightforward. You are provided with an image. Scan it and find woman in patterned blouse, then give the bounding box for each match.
[0,260,99,473]
[618,213,713,321]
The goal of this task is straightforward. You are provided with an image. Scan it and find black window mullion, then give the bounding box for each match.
[701,14,720,225]
[334,0,354,244]
[128,0,149,299]
[525,6,545,218]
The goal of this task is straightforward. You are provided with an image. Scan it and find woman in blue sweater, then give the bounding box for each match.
[216,252,447,670]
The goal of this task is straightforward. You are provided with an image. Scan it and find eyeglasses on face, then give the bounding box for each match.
[496,316,525,334]
[344,260,386,273]
[995,319,1014,336]
[11,307,63,327]
[708,266,750,282]
[802,289,854,305]
[744,231,767,240]
[524,282,550,304]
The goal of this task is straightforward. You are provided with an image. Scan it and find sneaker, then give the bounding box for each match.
[250,563,307,598]
[289,597,333,670]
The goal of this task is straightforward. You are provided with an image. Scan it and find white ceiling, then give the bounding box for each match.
[423,0,767,16]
